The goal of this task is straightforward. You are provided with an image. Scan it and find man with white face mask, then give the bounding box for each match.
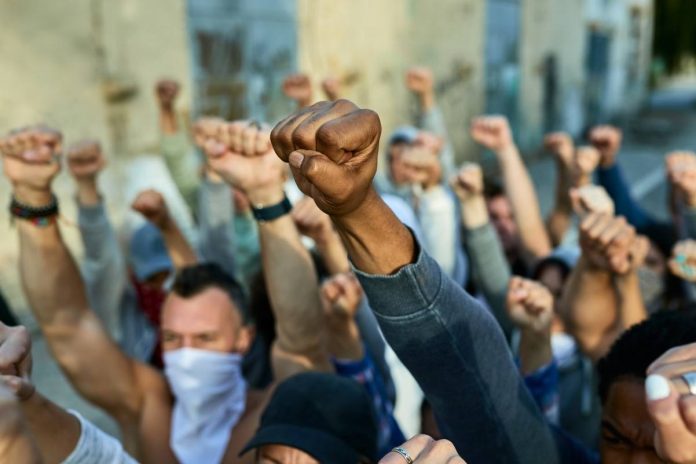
[3,123,332,464]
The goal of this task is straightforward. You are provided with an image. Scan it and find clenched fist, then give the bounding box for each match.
[380,435,466,464]
[470,116,514,154]
[506,277,554,334]
[282,73,313,108]
[544,132,574,169]
[579,213,646,274]
[570,185,615,217]
[405,67,435,108]
[321,272,363,325]
[194,118,285,206]
[155,79,180,111]
[450,163,483,203]
[271,99,381,216]
[0,126,62,206]
[0,323,34,401]
[669,240,696,282]
[66,140,106,183]
[665,151,696,207]
[292,196,333,244]
[589,125,622,168]
[132,189,170,229]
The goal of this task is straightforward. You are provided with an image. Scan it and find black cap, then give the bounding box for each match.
[241,372,378,463]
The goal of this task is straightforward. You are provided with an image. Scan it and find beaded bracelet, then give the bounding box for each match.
[9,194,59,227]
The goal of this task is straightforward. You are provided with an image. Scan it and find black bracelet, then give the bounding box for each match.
[10,194,59,220]
[251,195,292,222]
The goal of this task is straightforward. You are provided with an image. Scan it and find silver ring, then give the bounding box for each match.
[682,372,696,395]
[391,447,413,464]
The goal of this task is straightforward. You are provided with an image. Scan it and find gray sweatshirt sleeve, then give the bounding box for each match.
[160,131,200,213]
[416,107,456,179]
[354,245,560,464]
[197,180,236,277]
[464,223,513,337]
[78,202,128,343]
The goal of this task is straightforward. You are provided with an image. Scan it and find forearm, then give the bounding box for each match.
[560,258,617,361]
[547,168,573,246]
[0,401,40,464]
[518,329,553,376]
[160,219,198,270]
[21,392,80,464]
[197,179,237,276]
[614,272,648,330]
[497,146,552,259]
[314,230,351,275]
[160,131,199,211]
[326,319,364,361]
[159,107,178,135]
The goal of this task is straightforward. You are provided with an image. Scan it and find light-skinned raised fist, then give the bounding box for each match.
[194,118,285,206]
[292,196,333,244]
[570,184,615,217]
[321,272,363,327]
[379,435,467,464]
[450,163,484,203]
[665,151,696,208]
[282,73,313,108]
[645,343,696,463]
[544,132,574,169]
[579,213,638,274]
[66,139,106,183]
[669,239,696,282]
[321,76,341,102]
[131,189,171,230]
[573,146,601,187]
[0,126,62,206]
[589,125,622,168]
[470,116,514,154]
[400,146,442,189]
[506,277,554,334]
[405,67,435,96]
[0,323,34,402]
[271,99,382,216]
[155,79,180,111]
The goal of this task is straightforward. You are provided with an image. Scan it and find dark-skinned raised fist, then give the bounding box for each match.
[271,99,381,216]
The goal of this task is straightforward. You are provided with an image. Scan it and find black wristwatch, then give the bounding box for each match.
[251,195,292,222]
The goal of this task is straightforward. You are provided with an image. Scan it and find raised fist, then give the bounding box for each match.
[589,125,622,168]
[506,277,554,334]
[321,272,363,326]
[0,126,62,205]
[579,213,638,274]
[321,76,341,101]
[66,139,106,183]
[572,146,601,187]
[400,146,441,189]
[470,116,514,154]
[405,67,435,96]
[665,151,696,207]
[194,118,285,205]
[271,99,381,216]
[544,132,574,168]
[570,184,615,217]
[450,163,484,203]
[282,73,313,107]
[292,196,333,243]
[131,189,170,229]
[0,324,34,401]
[155,79,180,110]
[669,240,696,282]
[380,435,466,464]
[645,343,696,463]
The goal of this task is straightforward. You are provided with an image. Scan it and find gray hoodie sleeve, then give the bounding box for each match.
[463,223,513,337]
[416,106,456,179]
[197,180,236,277]
[354,245,561,464]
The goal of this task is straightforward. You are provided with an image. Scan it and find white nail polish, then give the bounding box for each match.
[645,375,671,401]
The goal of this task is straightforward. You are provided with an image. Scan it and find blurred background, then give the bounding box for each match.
[2,0,696,436]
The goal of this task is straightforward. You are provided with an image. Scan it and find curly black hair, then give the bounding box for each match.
[597,308,696,403]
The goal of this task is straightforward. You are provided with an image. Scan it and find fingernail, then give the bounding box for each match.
[646,374,671,401]
[289,151,304,169]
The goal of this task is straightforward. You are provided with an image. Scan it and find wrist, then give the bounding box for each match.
[12,186,53,207]
[419,91,435,111]
[460,196,489,229]
[75,179,100,206]
[495,143,518,160]
[246,186,285,207]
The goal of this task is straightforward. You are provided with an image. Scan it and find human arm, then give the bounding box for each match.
[666,151,696,239]
[156,79,200,211]
[66,140,127,339]
[450,163,513,334]
[321,76,341,101]
[271,101,567,464]
[132,189,198,270]
[196,119,331,378]
[0,128,172,463]
[282,73,313,109]
[471,116,552,262]
[196,174,237,277]
[544,132,575,246]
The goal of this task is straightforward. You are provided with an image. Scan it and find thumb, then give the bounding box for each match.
[289,150,350,199]
[645,374,692,457]
[0,375,34,401]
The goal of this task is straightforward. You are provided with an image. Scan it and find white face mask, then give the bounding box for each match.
[164,347,247,464]
[551,332,578,369]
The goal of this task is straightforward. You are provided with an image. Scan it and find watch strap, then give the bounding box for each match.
[251,195,292,222]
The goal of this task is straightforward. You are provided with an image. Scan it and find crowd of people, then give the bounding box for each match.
[0,65,695,464]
